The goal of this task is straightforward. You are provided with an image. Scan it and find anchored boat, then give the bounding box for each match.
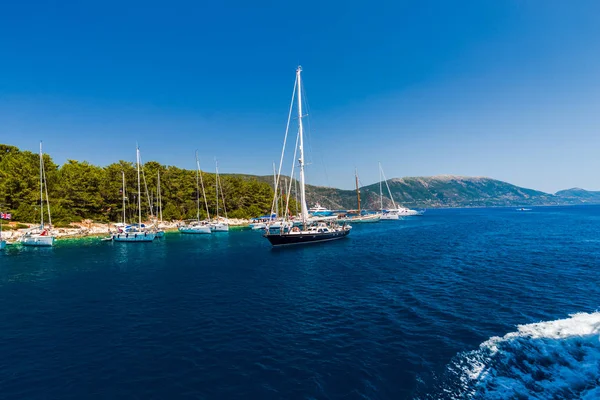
[112,147,156,242]
[20,142,55,247]
[264,66,351,246]
[178,152,212,235]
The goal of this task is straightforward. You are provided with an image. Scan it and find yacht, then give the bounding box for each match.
[178,220,211,234]
[308,203,333,216]
[264,66,351,246]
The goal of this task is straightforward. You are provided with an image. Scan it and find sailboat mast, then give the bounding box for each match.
[195,152,201,221]
[297,66,309,223]
[355,169,361,214]
[196,156,211,220]
[379,163,383,212]
[272,162,278,217]
[137,147,142,227]
[39,142,43,228]
[158,171,163,223]
[122,171,126,224]
[215,160,219,218]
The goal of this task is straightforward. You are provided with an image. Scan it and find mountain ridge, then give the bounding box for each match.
[231,174,600,209]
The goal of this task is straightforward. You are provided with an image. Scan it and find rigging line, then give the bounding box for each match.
[294,177,299,215]
[301,79,314,167]
[270,74,298,220]
[380,165,397,209]
[283,124,300,224]
[41,152,52,227]
[272,162,278,217]
[218,166,228,220]
[301,78,331,189]
[195,151,201,221]
[139,153,154,218]
[196,154,211,220]
[215,158,219,219]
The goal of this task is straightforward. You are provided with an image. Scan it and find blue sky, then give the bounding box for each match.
[1,0,600,192]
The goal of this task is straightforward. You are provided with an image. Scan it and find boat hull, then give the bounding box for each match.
[178,226,211,234]
[0,240,6,250]
[265,229,350,246]
[154,230,165,238]
[339,215,381,223]
[210,223,229,232]
[21,235,55,247]
[113,232,156,242]
[249,223,266,230]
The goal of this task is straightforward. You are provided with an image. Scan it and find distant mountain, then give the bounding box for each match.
[231,174,600,209]
[232,175,600,209]
[554,188,600,204]
[305,175,558,209]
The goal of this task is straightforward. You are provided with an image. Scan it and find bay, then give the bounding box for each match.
[1,206,599,399]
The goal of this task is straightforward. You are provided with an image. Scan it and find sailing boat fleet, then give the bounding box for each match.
[3,66,425,250]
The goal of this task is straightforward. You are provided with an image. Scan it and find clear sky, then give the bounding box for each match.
[1,0,599,193]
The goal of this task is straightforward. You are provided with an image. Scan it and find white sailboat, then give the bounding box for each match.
[178,153,211,234]
[210,160,229,232]
[139,155,165,238]
[265,66,351,246]
[378,163,424,219]
[113,147,156,242]
[20,142,55,247]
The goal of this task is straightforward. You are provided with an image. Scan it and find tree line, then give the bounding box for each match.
[0,144,281,224]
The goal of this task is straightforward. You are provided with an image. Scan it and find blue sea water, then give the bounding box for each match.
[1,206,600,399]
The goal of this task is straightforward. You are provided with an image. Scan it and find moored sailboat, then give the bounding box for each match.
[20,142,55,247]
[378,163,424,219]
[264,66,351,246]
[209,160,229,232]
[338,169,381,223]
[178,153,211,234]
[112,147,156,242]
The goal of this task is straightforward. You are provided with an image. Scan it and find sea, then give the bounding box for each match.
[1,206,599,399]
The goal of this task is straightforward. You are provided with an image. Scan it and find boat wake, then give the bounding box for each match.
[429,312,600,399]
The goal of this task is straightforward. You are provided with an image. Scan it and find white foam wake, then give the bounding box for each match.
[446,312,600,399]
